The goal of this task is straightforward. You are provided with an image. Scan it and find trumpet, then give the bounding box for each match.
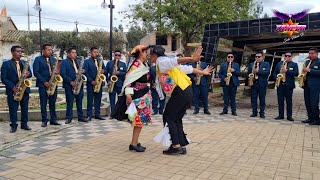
[14,56,32,101]
[108,60,118,93]
[94,56,106,93]
[47,55,63,96]
[276,60,288,87]
[298,59,312,88]
[225,62,232,86]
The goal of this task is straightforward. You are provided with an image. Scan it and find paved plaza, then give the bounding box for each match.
[0,87,319,180]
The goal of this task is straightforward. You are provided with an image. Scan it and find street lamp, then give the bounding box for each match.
[33,0,42,55]
[101,0,114,61]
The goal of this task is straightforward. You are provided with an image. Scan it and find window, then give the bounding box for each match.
[156,34,167,45]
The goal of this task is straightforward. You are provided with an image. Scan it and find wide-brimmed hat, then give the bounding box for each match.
[130,45,150,56]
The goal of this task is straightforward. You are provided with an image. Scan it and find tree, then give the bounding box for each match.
[125,0,263,56]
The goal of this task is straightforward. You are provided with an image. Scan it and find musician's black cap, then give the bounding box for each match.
[149,45,165,56]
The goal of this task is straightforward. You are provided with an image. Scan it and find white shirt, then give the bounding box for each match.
[156,56,193,74]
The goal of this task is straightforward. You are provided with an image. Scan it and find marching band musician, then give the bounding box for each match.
[33,44,61,127]
[150,63,166,115]
[301,48,320,125]
[218,52,240,116]
[83,47,106,121]
[188,57,211,115]
[1,46,33,133]
[273,51,298,121]
[248,52,270,119]
[105,50,127,116]
[60,47,88,124]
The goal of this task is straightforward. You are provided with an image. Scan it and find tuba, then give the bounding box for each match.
[195,61,203,85]
[47,55,63,96]
[298,59,312,88]
[276,60,287,87]
[73,57,87,95]
[108,60,118,93]
[94,56,106,93]
[225,62,232,86]
[13,56,32,101]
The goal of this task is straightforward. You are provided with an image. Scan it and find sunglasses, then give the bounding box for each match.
[227,56,234,58]
[255,56,261,58]
[114,54,121,57]
[285,55,291,57]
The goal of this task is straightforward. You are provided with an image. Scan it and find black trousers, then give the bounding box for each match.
[163,86,193,147]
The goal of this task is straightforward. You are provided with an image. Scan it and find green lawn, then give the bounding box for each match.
[212,87,222,92]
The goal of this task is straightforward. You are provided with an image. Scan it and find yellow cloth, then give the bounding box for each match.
[167,67,191,90]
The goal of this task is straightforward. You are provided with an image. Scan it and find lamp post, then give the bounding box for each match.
[101,0,114,61]
[33,0,42,55]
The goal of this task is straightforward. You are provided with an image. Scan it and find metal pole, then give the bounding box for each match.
[39,0,42,55]
[109,0,113,61]
[27,0,30,33]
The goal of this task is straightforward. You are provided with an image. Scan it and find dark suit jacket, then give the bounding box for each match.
[218,61,240,87]
[305,58,320,89]
[188,61,209,87]
[248,61,270,88]
[60,58,81,89]
[1,59,33,95]
[273,61,299,89]
[33,55,57,88]
[105,60,127,90]
[83,57,106,88]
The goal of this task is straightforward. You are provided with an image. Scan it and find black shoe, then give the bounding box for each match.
[129,144,145,152]
[220,111,228,115]
[159,111,163,115]
[181,147,187,155]
[10,127,17,133]
[50,121,61,125]
[41,122,47,127]
[204,110,211,115]
[21,126,31,131]
[152,112,158,115]
[250,114,257,117]
[260,114,265,119]
[193,111,199,114]
[163,146,183,155]
[309,121,320,125]
[87,117,92,121]
[65,119,72,124]
[274,116,284,120]
[129,143,146,150]
[232,112,237,116]
[287,117,294,121]
[78,118,88,123]
[302,119,311,123]
[95,116,105,120]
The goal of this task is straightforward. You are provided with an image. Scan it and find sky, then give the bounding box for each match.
[1,0,320,32]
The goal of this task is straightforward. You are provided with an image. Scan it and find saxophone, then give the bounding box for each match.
[298,59,312,88]
[276,60,288,87]
[225,62,232,86]
[248,61,259,87]
[47,55,63,96]
[195,61,203,85]
[94,56,106,93]
[108,60,118,93]
[13,56,32,101]
[73,57,87,95]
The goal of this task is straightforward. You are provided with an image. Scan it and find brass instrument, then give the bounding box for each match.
[248,61,259,87]
[225,62,232,86]
[73,57,87,95]
[298,59,312,88]
[94,56,106,93]
[276,60,288,87]
[108,60,118,93]
[195,61,203,85]
[13,56,32,101]
[47,55,63,96]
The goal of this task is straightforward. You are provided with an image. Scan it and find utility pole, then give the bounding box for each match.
[27,0,30,33]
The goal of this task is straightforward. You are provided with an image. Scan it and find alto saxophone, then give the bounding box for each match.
[73,57,87,95]
[13,56,32,101]
[108,60,118,93]
[225,62,232,86]
[94,56,106,93]
[298,59,312,88]
[195,61,203,85]
[276,60,287,87]
[47,55,63,96]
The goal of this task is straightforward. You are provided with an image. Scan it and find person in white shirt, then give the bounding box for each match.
[149,45,213,155]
